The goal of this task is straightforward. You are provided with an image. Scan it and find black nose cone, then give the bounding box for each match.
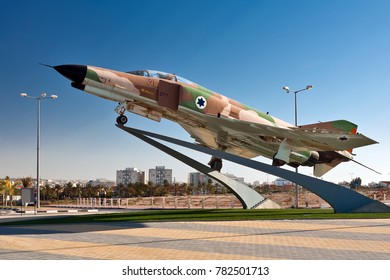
[54,64,87,84]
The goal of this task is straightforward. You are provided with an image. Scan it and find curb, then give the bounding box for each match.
[18,209,99,214]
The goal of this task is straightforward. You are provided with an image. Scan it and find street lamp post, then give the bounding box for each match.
[20,92,58,208]
[282,85,313,126]
[282,85,313,208]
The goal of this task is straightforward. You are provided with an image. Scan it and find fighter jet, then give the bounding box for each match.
[53,64,379,177]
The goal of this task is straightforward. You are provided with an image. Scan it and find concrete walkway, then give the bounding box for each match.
[0,216,389,260]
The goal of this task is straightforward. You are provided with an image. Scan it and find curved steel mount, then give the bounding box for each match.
[117,125,265,208]
[116,124,390,213]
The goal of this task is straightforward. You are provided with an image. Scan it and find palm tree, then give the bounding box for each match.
[82,183,94,198]
[8,179,21,207]
[1,177,20,207]
[2,177,11,206]
[127,183,136,197]
[54,184,63,200]
[75,183,82,199]
[148,181,156,197]
[171,182,179,196]
[63,182,75,199]
[187,183,195,196]
[206,179,216,195]
[21,177,33,188]
[42,183,55,201]
[115,183,124,198]
[179,183,193,195]
[0,178,6,206]
[105,186,115,198]
[134,182,145,197]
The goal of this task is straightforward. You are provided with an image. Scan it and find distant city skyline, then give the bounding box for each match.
[6,166,383,187]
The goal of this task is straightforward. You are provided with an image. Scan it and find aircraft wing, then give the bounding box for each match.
[178,113,378,156]
[289,126,378,151]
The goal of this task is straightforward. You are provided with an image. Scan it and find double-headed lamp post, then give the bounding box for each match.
[282,85,313,208]
[282,85,313,126]
[20,92,58,208]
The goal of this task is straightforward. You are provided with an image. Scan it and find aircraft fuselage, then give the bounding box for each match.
[53,64,377,176]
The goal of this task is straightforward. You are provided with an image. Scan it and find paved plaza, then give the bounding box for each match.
[0,215,389,260]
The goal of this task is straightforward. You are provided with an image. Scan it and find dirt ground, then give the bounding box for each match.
[71,187,389,209]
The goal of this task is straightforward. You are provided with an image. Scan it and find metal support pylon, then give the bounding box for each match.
[117,125,265,208]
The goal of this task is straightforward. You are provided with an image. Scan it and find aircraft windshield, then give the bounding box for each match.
[127,70,195,85]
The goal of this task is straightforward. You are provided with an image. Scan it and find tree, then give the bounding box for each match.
[54,184,63,200]
[0,178,6,206]
[42,184,55,201]
[126,183,136,197]
[63,182,76,199]
[21,177,33,188]
[1,177,20,207]
[187,183,195,196]
[144,181,154,197]
[350,177,362,190]
[75,183,82,199]
[8,180,22,207]
[104,186,115,198]
[206,179,216,195]
[1,177,12,206]
[134,182,146,197]
[82,183,98,198]
[154,183,169,196]
[116,183,126,198]
[200,182,206,195]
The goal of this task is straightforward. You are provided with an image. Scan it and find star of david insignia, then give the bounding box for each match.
[195,96,207,109]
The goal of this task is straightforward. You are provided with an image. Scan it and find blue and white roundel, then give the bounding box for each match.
[195,96,207,109]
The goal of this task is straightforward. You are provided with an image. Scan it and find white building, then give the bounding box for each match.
[274,178,292,186]
[116,167,145,185]
[224,173,246,184]
[88,178,116,188]
[149,166,172,185]
[188,172,214,186]
[379,181,390,187]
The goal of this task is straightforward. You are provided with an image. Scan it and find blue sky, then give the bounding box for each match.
[1,0,389,185]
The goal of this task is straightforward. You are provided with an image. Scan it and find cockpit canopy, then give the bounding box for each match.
[127,70,195,85]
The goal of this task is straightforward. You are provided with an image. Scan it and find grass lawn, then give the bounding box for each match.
[1,208,389,226]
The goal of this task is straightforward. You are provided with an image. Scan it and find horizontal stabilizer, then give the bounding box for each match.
[299,120,357,134]
[314,161,342,177]
[295,120,378,151]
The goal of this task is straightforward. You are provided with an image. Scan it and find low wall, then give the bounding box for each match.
[75,195,242,209]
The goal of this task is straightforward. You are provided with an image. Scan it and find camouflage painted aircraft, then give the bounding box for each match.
[53,64,378,177]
